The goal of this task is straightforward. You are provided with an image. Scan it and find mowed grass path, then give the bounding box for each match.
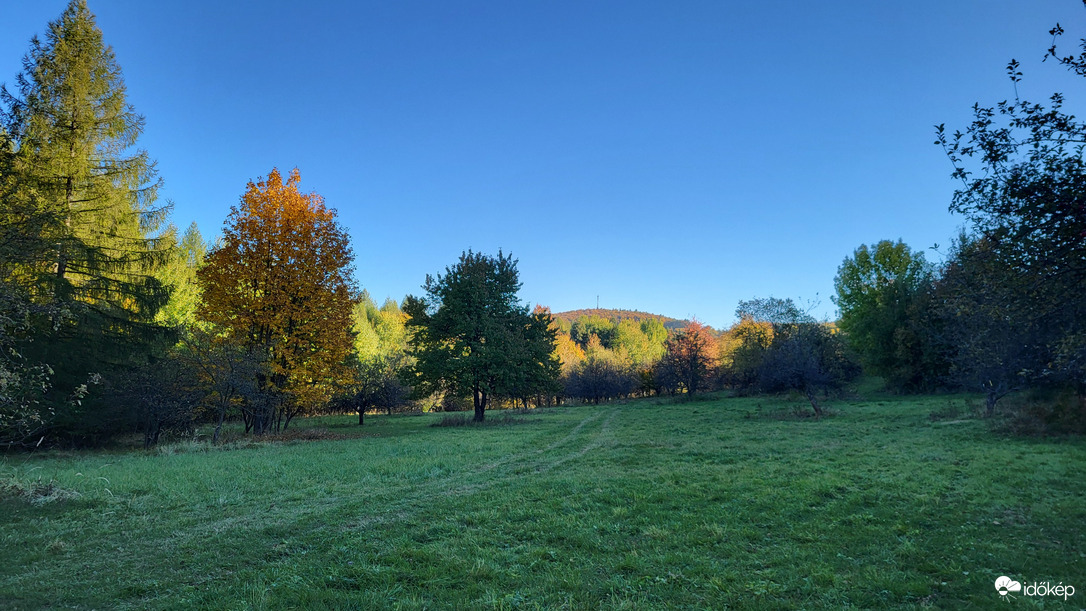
[1,395,1083,609]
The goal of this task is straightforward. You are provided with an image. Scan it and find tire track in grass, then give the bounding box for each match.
[168,409,618,542]
[469,407,606,476]
[24,408,621,602]
[442,407,618,494]
[343,407,620,530]
[530,407,618,474]
[540,408,608,453]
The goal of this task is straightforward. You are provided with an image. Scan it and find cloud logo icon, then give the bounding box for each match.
[995,576,1022,596]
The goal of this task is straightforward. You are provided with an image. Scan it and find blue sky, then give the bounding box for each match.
[1,1,1080,328]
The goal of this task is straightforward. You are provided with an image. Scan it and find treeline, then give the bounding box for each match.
[554,301,859,416]
[527,16,1086,431]
[553,309,690,332]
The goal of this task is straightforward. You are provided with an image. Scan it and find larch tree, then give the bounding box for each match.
[345,292,411,423]
[155,222,207,328]
[0,0,170,440]
[353,292,409,364]
[197,168,357,433]
[1,0,170,318]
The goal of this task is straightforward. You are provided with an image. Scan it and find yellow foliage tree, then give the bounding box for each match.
[554,332,586,373]
[196,168,356,432]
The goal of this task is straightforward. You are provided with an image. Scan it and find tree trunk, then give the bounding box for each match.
[983,381,1015,417]
[213,402,226,444]
[805,389,824,418]
[57,167,74,280]
[473,387,486,422]
[358,408,364,426]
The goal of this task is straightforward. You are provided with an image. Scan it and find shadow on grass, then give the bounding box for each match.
[743,402,837,421]
[927,398,981,423]
[431,412,537,428]
[653,391,729,405]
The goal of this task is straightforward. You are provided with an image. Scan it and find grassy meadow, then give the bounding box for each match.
[1,393,1084,610]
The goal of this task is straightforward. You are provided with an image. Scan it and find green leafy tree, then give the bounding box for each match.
[570,315,617,350]
[640,318,668,350]
[403,250,559,422]
[727,298,812,391]
[934,235,1041,416]
[722,316,775,389]
[614,319,665,366]
[110,351,199,448]
[936,17,1086,401]
[736,297,812,325]
[0,281,67,448]
[177,327,261,443]
[353,293,409,361]
[503,305,563,407]
[352,292,382,361]
[833,240,942,390]
[565,356,637,404]
[725,298,859,411]
[347,292,412,421]
[332,356,407,425]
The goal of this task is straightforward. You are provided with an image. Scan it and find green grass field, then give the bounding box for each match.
[1,394,1083,610]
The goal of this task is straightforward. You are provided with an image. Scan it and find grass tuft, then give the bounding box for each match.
[0,476,81,505]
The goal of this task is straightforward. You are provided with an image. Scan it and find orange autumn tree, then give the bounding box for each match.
[197,168,356,433]
[659,319,717,395]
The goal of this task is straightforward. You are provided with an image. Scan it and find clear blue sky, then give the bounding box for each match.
[1,1,1081,328]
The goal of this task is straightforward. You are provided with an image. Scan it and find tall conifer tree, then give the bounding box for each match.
[0,0,171,436]
[155,222,207,328]
[1,0,169,315]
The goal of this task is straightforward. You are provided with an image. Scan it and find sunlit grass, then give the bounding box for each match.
[1,394,1083,609]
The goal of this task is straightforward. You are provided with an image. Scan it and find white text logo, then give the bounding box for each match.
[996,575,1075,601]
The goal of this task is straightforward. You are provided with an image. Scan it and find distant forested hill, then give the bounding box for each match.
[552,309,710,333]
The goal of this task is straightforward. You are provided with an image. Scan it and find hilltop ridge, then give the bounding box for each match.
[552,308,713,332]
